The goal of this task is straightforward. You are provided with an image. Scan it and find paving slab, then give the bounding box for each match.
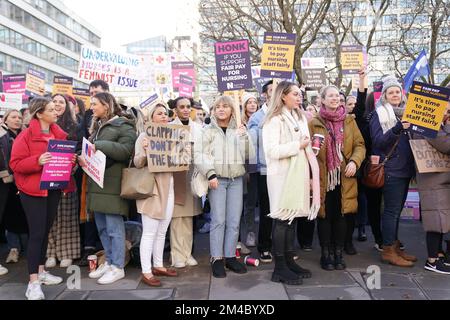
[287,286,371,300]
[422,289,450,300]
[362,272,418,289]
[87,289,174,300]
[369,287,428,300]
[413,273,450,290]
[0,283,66,300]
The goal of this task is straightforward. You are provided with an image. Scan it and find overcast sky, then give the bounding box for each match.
[61,0,188,50]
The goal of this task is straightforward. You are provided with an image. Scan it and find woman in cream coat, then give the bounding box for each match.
[263,81,320,285]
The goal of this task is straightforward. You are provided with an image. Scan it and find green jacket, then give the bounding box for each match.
[87,116,136,217]
[194,116,255,180]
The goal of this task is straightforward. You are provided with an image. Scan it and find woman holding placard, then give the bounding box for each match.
[263,81,321,285]
[194,95,254,279]
[135,101,182,287]
[10,97,73,300]
[369,76,416,267]
[83,92,136,285]
[309,85,366,272]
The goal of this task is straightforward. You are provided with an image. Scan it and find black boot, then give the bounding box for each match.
[286,252,312,279]
[357,226,367,242]
[211,259,226,278]
[344,241,357,255]
[225,257,247,274]
[320,247,335,271]
[271,255,302,285]
[334,247,347,270]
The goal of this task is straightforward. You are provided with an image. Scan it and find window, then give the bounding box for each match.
[353,16,366,26]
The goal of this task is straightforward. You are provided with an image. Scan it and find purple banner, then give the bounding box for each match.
[215,39,253,93]
[40,140,77,190]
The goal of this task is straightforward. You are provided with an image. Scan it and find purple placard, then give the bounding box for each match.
[215,39,253,93]
[139,93,159,109]
[2,74,26,96]
[261,32,297,79]
[40,140,77,190]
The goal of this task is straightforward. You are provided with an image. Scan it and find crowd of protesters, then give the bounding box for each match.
[0,69,450,300]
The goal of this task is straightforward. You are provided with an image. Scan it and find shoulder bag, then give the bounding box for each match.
[120,157,155,200]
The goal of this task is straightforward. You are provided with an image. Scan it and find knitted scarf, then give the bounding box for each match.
[320,105,346,192]
[376,103,398,134]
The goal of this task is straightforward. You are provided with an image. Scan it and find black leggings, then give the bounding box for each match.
[272,219,296,256]
[20,191,61,275]
[297,218,315,247]
[426,232,444,259]
[318,187,346,248]
[366,187,383,245]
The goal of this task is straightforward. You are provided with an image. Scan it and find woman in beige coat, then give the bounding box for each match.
[134,102,180,287]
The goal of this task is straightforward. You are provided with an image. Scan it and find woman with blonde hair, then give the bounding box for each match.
[195,95,254,278]
[262,81,321,285]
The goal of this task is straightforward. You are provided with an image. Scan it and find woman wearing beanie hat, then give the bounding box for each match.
[242,93,259,126]
[369,75,417,267]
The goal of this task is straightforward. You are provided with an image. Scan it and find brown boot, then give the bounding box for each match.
[381,245,414,267]
[394,241,418,262]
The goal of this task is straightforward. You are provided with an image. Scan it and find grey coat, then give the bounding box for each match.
[416,124,450,233]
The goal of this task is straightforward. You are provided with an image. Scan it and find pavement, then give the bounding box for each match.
[1,219,449,301]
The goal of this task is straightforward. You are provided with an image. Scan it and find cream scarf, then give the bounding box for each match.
[376,103,398,134]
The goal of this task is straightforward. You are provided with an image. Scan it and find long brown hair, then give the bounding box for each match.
[89,92,125,135]
[263,81,303,126]
[29,97,52,120]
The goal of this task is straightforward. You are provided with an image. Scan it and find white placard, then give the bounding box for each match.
[82,138,106,189]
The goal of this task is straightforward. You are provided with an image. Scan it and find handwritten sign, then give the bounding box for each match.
[53,76,73,96]
[73,88,90,110]
[341,45,366,75]
[215,39,253,93]
[261,32,296,79]
[40,140,77,190]
[410,139,450,173]
[25,68,46,98]
[403,81,450,138]
[145,124,191,173]
[82,138,106,188]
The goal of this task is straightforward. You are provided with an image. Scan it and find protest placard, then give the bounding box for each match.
[261,32,296,79]
[3,74,26,97]
[179,74,194,98]
[40,140,77,190]
[0,93,22,115]
[53,76,73,96]
[341,45,366,75]
[82,138,106,188]
[172,61,196,91]
[139,93,160,109]
[78,46,145,90]
[145,124,191,173]
[72,88,90,110]
[410,139,450,173]
[25,68,46,98]
[402,81,450,138]
[301,57,326,90]
[215,39,253,93]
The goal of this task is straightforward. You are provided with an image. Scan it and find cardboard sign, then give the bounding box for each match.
[40,140,77,190]
[3,74,26,97]
[261,32,296,79]
[72,88,90,110]
[410,139,450,173]
[145,124,191,173]
[402,81,450,138]
[179,74,193,98]
[301,57,326,90]
[0,93,22,115]
[172,61,196,91]
[78,46,145,90]
[53,76,73,96]
[215,39,253,93]
[25,68,46,98]
[82,138,106,188]
[341,45,366,75]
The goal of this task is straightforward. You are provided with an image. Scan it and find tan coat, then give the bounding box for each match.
[172,118,202,218]
[309,115,366,218]
[134,132,174,220]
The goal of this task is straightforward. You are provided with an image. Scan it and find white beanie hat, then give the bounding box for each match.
[242,93,257,108]
[381,75,402,96]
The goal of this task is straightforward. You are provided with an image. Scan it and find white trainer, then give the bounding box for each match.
[0,264,8,276]
[97,266,125,285]
[89,262,110,279]
[171,260,186,269]
[246,232,256,248]
[186,256,198,267]
[6,249,19,264]
[60,259,73,268]
[45,257,57,269]
[25,281,45,300]
[39,271,63,285]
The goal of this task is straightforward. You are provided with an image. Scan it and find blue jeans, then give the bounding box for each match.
[94,212,126,269]
[6,231,28,252]
[382,176,411,246]
[208,177,243,259]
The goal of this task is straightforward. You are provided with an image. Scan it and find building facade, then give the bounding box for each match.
[0,0,101,90]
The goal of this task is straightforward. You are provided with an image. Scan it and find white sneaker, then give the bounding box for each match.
[60,259,73,268]
[0,264,8,276]
[25,281,45,300]
[45,257,57,269]
[172,260,187,269]
[97,266,125,285]
[38,271,63,286]
[186,256,198,267]
[246,232,256,247]
[89,262,110,279]
[6,249,19,264]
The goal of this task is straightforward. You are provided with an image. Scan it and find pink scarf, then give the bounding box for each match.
[320,105,346,191]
